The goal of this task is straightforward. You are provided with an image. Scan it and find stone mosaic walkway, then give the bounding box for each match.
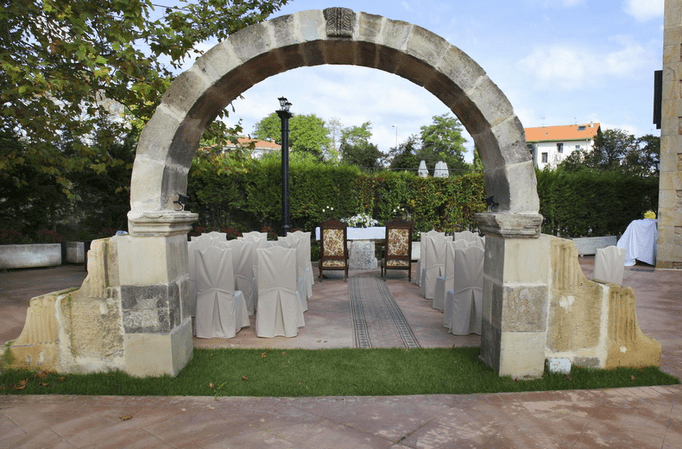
[350,276,420,349]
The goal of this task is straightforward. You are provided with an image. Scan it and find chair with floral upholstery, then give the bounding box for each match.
[380,217,413,281]
[318,218,349,281]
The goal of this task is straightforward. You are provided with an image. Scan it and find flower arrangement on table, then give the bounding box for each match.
[341,213,379,228]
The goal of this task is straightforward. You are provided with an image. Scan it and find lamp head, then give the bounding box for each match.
[278,96,291,112]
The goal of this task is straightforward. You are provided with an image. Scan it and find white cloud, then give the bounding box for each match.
[517,39,650,90]
[623,0,664,22]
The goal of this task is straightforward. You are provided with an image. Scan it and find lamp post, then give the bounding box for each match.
[277,97,293,236]
[391,124,397,148]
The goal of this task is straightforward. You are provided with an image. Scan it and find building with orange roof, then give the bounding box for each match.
[525,122,600,170]
[230,137,281,159]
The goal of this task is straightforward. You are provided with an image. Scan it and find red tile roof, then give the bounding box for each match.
[525,123,600,143]
[235,138,281,150]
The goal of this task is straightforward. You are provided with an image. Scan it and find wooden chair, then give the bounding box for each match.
[380,217,413,281]
[318,218,349,281]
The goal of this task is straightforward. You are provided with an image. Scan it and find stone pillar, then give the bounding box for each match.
[476,212,548,378]
[117,211,197,377]
[659,0,682,269]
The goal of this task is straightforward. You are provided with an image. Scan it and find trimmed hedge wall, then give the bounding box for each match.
[187,156,658,239]
[536,169,658,237]
[187,156,487,235]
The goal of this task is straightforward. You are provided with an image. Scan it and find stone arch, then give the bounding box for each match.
[124,8,546,378]
[129,8,539,222]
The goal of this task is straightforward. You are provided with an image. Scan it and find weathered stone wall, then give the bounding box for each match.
[545,237,661,370]
[659,0,682,269]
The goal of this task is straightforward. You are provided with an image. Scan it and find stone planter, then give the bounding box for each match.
[65,242,86,264]
[570,236,617,256]
[0,243,62,269]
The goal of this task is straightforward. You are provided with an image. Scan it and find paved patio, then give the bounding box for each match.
[1,256,681,448]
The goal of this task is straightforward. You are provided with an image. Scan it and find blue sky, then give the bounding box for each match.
[172,0,664,161]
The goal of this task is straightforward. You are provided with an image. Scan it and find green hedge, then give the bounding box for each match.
[187,156,487,234]
[536,169,658,237]
[187,157,658,238]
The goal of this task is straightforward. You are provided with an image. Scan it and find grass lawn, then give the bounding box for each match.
[0,347,678,397]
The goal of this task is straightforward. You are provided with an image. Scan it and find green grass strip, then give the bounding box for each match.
[0,347,678,397]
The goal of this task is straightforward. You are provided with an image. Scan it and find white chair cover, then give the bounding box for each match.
[255,246,305,338]
[422,232,449,300]
[195,247,250,339]
[187,237,214,320]
[277,235,308,311]
[247,236,268,308]
[418,230,441,294]
[289,231,314,298]
[224,239,256,315]
[435,239,473,312]
[444,246,484,335]
[593,245,627,285]
[242,231,268,241]
[616,218,658,266]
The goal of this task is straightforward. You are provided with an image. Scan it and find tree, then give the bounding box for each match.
[558,128,650,174]
[417,113,468,172]
[0,0,290,195]
[252,112,331,159]
[587,128,637,170]
[623,134,660,177]
[339,122,384,170]
[388,135,421,171]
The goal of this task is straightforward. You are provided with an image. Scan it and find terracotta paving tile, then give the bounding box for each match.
[575,422,666,449]
[77,429,175,449]
[285,395,453,441]
[0,413,26,442]
[294,423,395,449]
[0,427,78,449]
[480,412,586,448]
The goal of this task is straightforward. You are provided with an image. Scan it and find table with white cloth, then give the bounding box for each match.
[616,219,657,266]
[315,226,385,270]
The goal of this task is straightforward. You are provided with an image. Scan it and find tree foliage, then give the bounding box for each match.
[558,128,659,177]
[417,113,468,171]
[252,112,331,160]
[388,135,421,171]
[0,0,289,194]
[339,122,384,170]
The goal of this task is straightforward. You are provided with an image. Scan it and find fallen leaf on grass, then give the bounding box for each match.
[119,415,133,421]
[631,376,636,381]
[281,351,287,356]
[58,376,66,382]
[241,376,249,381]
[209,383,216,388]
[35,371,49,379]
[38,382,49,387]
[12,378,29,390]
[261,352,267,358]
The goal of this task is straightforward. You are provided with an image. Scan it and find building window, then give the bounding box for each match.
[542,152,548,163]
[578,125,586,131]
[575,144,581,151]
[557,143,563,153]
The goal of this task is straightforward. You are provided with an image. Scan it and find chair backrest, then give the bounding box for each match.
[257,246,297,293]
[444,239,473,282]
[452,246,484,293]
[593,245,626,284]
[384,217,413,261]
[196,246,234,294]
[319,218,348,261]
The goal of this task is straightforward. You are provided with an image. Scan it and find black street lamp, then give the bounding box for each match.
[277,96,293,235]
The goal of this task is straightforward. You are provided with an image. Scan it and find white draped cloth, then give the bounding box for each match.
[444,246,484,335]
[224,239,256,315]
[437,239,474,317]
[255,246,305,338]
[593,246,627,285]
[421,232,449,300]
[195,247,249,339]
[616,219,657,266]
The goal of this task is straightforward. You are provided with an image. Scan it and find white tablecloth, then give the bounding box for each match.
[315,226,385,240]
[616,219,657,266]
